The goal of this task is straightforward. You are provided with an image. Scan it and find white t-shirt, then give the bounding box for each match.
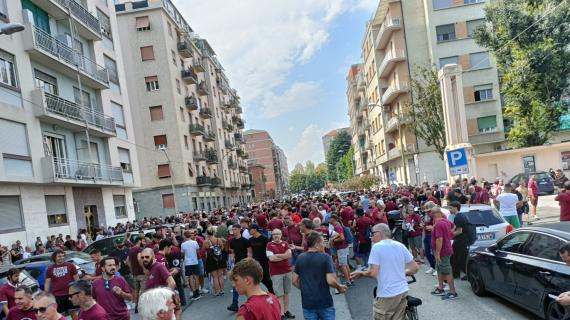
[368,239,413,298]
[496,193,518,217]
[181,239,200,266]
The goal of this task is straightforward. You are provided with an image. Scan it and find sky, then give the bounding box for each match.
[172,0,378,170]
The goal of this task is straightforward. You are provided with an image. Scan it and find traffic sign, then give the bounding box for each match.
[446,148,469,176]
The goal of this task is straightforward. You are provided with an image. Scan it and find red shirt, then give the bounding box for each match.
[290,213,301,224]
[0,283,16,309]
[255,214,268,229]
[432,218,454,257]
[237,294,281,320]
[144,262,171,289]
[92,276,131,320]
[371,208,388,225]
[127,246,144,276]
[46,262,77,297]
[356,216,373,243]
[308,211,323,222]
[340,207,353,226]
[556,192,570,221]
[155,252,168,267]
[385,202,398,212]
[7,306,36,320]
[267,218,284,231]
[78,303,109,320]
[266,241,291,276]
[284,224,302,246]
[405,214,423,237]
[332,223,347,249]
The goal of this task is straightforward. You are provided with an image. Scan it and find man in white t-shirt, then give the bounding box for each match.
[181,230,201,301]
[493,183,521,228]
[351,223,419,319]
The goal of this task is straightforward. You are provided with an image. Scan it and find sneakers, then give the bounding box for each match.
[355,265,363,272]
[442,292,458,300]
[432,270,437,276]
[282,311,296,319]
[192,291,202,301]
[200,288,209,294]
[425,267,435,274]
[430,288,446,296]
[227,303,239,312]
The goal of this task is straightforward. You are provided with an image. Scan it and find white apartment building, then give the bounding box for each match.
[0,0,140,246]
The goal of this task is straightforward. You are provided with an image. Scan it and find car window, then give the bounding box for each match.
[465,209,504,226]
[536,173,551,181]
[524,233,564,261]
[498,231,531,253]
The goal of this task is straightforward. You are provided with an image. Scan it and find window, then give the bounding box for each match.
[179,107,185,121]
[97,9,112,40]
[171,50,176,65]
[158,164,171,178]
[184,135,189,149]
[162,193,174,208]
[167,22,172,37]
[464,0,484,4]
[0,50,18,88]
[499,232,531,253]
[0,0,7,21]
[136,16,150,31]
[433,0,453,9]
[104,56,119,85]
[145,76,159,91]
[0,196,24,232]
[436,24,456,42]
[140,46,155,61]
[439,56,458,68]
[474,84,493,101]
[22,0,50,32]
[176,79,181,94]
[73,87,92,108]
[525,233,564,261]
[0,119,32,177]
[118,147,132,172]
[467,19,484,37]
[45,195,68,226]
[34,69,58,94]
[149,106,163,121]
[113,195,127,218]
[188,163,194,177]
[154,135,167,148]
[111,102,127,139]
[477,116,497,133]
[469,52,490,70]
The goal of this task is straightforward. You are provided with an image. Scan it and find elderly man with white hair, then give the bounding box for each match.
[138,288,176,320]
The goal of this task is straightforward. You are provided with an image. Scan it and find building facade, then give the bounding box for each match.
[347,65,371,177]
[0,0,140,245]
[244,129,289,200]
[114,0,250,217]
[248,164,267,202]
[322,127,350,160]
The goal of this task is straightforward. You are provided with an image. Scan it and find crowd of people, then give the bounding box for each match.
[2,173,570,320]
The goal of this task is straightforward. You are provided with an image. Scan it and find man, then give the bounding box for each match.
[109,240,132,288]
[227,225,251,312]
[328,215,351,287]
[555,169,569,192]
[0,268,19,317]
[293,232,346,320]
[351,224,419,319]
[231,258,281,320]
[494,183,521,228]
[446,189,468,205]
[44,250,79,316]
[127,237,145,313]
[282,216,302,266]
[555,181,570,222]
[92,257,132,320]
[181,230,201,301]
[85,249,103,280]
[354,209,373,271]
[247,225,274,294]
[137,288,176,320]
[68,280,108,320]
[267,212,284,231]
[449,202,468,280]
[6,286,35,320]
[430,207,457,300]
[266,229,294,319]
[32,292,65,320]
[141,248,176,290]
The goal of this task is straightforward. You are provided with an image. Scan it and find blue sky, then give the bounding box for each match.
[173,0,377,170]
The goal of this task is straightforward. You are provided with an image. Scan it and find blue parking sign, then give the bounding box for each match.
[446,148,469,176]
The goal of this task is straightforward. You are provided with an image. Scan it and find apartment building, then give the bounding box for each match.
[346,65,371,176]
[0,0,140,245]
[244,129,289,200]
[114,0,251,217]
[322,127,350,160]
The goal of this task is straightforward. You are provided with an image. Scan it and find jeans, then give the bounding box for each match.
[424,234,435,269]
[302,307,335,320]
[232,286,239,305]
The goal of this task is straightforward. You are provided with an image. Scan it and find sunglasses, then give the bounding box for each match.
[141,256,152,259]
[33,304,53,314]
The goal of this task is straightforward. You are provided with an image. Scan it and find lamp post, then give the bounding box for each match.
[0,23,25,35]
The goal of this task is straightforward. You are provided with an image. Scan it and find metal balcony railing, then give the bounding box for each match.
[193,152,206,161]
[55,0,101,37]
[196,176,211,185]
[189,123,205,135]
[51,157,123,182]
[185,96,198,110]
[43,91,116,132]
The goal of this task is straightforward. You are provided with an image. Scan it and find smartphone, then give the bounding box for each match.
[549,294,560,301]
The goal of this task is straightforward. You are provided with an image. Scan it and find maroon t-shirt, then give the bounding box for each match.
[7,306,36,320]
[266,241,291,276]
[308,211,323,222]
[432,218,454,257]
[255,214,268,229]
[92,276,132,320]
[46,261,77,297]
[78,303,109,320]
[0,283,16,309]
[237,294,281,320]
[144,262,171,289]
[284,224,302,246]
[404,214,423,237]
[267,219,284,231]
[127,246,144,276]
[356,216,373,243]
[555,192,570,221]
[340,207,354,226]
[332,223,347,249]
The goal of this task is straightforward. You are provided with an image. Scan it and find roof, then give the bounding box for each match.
[520,222,570,239]
[243,129,267,135]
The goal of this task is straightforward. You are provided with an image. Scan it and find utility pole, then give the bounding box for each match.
[161,148,179,214]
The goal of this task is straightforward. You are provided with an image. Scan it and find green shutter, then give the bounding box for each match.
[477,116,497,130]
[21,0,50,33]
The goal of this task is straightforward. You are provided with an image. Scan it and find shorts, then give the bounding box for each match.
[337,248,349,266]
[373,291,407,320]
[529,195,538,207]
[504,215,521,229]
[55,295,75,314]
[271,272,292,297]
[436,255,452,275]
[185,264,201,276]
[358,242,371,255]
[408,236,422,250]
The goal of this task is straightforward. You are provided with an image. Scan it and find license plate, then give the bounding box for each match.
[477,233,495,241]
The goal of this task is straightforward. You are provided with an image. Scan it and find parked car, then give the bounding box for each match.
[84,229,155,256]
[0,266,40,292]
[466,223,570,319]
[457,204,513,250]
[508,171,555,195]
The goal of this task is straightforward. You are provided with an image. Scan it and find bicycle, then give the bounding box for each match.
[373,275,422,320]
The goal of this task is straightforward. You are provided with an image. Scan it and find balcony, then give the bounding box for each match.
[228,159,237,170]
[32,0,101,40]
[225,140,235,149]
[203,131,216,142]
[197,81,209,96]
[196,176,211,186]
[32,89,116,137]
[185,96,199,110]
[181,69,197,84]
[385,115,412,133]
[234,132,243,142]
[222,120,231,131]
[378,49,406,78]
[229,181,240,189]
[199,107,212,119]
[236,119,245,129]
[205,150,219,164]
[189,123,205,136]
[239,164,248,173]
[211,177,222,186]
[375,17,401,50]
[24,25,109,89]
[177,39,193,58]
[42,156,124,185]
[235,106,243,114]
[241,181,250,188]
[193,60,206,73]
[232,114,241,122]
[382,81,409,105]
[387,144,416,160]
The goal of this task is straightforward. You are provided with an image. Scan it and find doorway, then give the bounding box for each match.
[84,205,99,241]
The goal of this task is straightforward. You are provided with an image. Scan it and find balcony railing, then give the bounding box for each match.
[236,119,245,129]
[50,156,123,183]
[199,107,212,119]
[185,96,198,110]
[378,49,406,78]
[189,123,205,136]
[205,150,218,163]
[225,140,234,149]
[181,69,197,84]
[197,81,209,96]
[382,81,409,105]
[193,152,206,162]
[211,177,221,185]
[203,131,216,142]
[239,164,247,172]
[54,0,101,38]
[235,106,243,114]
[177,40,193,58]
[193,60,205,73]
[375,17,401,49]
[196,176,211,185]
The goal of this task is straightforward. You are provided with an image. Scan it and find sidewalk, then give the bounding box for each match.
[529,194,562,225]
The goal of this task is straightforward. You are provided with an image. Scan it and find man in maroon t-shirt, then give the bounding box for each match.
[7,286,36,320]
[340,205,354,228]
[92,257,132,320]
[68,280,109,320]
[267,212,284,231]
[266,229,294,319]
[431,207,457,300]
[44,250,79,316]
[555,182,570,221]
[127,237,145,311]
[329,215,351,286]
[141,248,176,290]
[354,209,373,271]
[0,268,20,316]
[32,292,66,320]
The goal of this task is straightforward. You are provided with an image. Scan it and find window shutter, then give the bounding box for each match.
[0,119,30,156]
[477,116,497,129]
[135,16,150,29]
[118,148,131,164]
[140,46,155,61]
[111,102,125,126]
[145,76,158,83]
[150,106,163,121]
[0,196,24,231]
[45,195,66,216]
[154,135,167,145]
[158,164,170,177]
[113,195,125,207]
[162,194,174,208]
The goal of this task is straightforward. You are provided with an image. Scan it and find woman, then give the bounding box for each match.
[516,179,530,225]
[203,226,227,296]
[421,201,437,275]
[528,175,540,221]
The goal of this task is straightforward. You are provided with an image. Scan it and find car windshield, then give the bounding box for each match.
[536,173,550,181]
[464,209,504,227]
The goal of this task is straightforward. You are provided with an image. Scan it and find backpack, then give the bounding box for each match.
[209,240,223,262]
[364,224,371,242]
[466,222,477,246]
[342,225,353,245]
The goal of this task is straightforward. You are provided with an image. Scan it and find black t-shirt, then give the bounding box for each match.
[230,236,250,262]
[167,251,182,279]
[110,247,130,275]
[453,212,469,246]
[248,235,269,263]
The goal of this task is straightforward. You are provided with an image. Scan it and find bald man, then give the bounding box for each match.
[141,248,176,290]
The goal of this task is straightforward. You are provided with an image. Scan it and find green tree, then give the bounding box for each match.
[288,162,328,193]
[405,66,446,159]
[326,131,352,181]
[473,0,569,147]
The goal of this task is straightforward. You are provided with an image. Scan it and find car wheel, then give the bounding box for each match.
[546,299,570,320]
[467,262,487,297]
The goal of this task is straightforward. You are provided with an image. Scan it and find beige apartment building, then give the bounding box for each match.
[114,0,251,216]
[348,0,505,185]
[347,65,371,176]
[0,0,140,245]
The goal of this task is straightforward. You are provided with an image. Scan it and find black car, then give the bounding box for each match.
[467,223,570,319]
[84,229,155,256]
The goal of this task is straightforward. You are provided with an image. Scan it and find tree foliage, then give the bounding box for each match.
[326,131,352,182]
[289,162,328,194]
[473,0,569,147]
[339,175,380,191]
[335,145,354,181]
[405,66,446,159]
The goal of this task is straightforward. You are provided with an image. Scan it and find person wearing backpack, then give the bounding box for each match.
[449,201,471,280]
[353,208,373,272]
[202,227,227,296]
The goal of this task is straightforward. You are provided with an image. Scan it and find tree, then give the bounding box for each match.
[291,163,305,175]
[334,145,354,181]
[405,66,446,159]
[326,131,352,181]
[473,0,569,147]
[288,162,328,194]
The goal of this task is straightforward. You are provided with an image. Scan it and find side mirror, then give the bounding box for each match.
[488,243,498,253]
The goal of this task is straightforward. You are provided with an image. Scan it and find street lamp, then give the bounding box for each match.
[0,23,25,35]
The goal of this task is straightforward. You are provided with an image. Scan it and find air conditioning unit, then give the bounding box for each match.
[157,144,167,150]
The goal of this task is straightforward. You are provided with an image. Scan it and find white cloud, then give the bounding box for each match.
[285,124,326,170]
[259,81,321,119]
